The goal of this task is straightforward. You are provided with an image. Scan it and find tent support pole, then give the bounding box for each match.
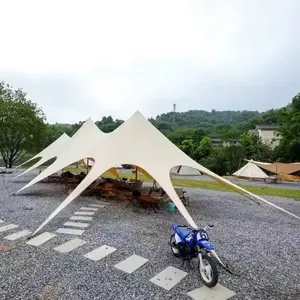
[135,166,138,182]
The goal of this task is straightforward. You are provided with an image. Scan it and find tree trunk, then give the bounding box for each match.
[8,158,13,168]
[4,160,8,168]
[2,151,17,168]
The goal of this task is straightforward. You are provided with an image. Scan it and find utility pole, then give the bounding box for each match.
[173,104,176,124]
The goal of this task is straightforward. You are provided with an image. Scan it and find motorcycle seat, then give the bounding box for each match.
[176,226,192,239]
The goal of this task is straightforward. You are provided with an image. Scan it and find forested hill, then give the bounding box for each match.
[155,110,260,128]
[50,108,282,141]
[150,108,282,137]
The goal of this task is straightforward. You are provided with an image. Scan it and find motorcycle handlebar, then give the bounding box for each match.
[203,224,214,231]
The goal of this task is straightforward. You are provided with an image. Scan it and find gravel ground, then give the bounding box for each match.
[0,171,300,300]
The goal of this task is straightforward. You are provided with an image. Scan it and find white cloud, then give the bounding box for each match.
[0,0,299,122]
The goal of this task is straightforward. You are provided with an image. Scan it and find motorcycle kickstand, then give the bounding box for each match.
[181,259,192,270]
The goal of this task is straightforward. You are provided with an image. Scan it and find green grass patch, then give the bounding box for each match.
[172,179,300,199]
[64,166,300,200]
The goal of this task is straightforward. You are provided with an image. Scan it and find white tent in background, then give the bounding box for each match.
[233,162,269,180]
[170,165,201,176]
[245,159,271,166]
[16,111,300,236]
[15,133,71,178]
[16,118,105,187]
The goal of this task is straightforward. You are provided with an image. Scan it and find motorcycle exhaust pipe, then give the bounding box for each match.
[209,250,240,276]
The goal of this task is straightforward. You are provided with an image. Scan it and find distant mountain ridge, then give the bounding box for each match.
[155,110,260,128]
[46,108,283,146]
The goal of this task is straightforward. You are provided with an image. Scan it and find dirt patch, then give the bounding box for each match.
[0,244,15,252]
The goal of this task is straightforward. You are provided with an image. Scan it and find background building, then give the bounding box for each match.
[249,125,281,148]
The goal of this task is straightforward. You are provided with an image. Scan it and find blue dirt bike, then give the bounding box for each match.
[170,224,236,287]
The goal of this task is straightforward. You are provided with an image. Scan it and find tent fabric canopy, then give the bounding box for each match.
[245,159,300,175]
[16,112,300,236]
[233,162,269,179]
[279,174,300,182]
[16,118,106,190]
[15,133,71,178]
[170,165,202,176]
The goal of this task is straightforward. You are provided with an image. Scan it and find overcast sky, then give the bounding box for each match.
[0,0,299,123]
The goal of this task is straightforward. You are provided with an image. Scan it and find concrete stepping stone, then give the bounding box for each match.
[150,266,188,291]
[70,216,93,221]
[114,254,149,274]
[54,238,86,253]
[4,230,31,241]
[0,224,18,233]
[56,228,85,235]
[74,211,95,216]
[63,222,90,228]
[27,232,56,246]
[84,245,117,261]
[187,284,236,300]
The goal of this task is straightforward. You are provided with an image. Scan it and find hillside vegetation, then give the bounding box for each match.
[41,103,297,175]
[1,80,299,175]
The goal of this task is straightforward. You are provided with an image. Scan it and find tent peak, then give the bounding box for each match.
[72,118,103,137]
[131,110,146,118]
[84,117,95,124]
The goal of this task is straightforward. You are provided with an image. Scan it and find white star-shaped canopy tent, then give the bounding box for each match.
[16,111,300,236]
[15,133,71,178]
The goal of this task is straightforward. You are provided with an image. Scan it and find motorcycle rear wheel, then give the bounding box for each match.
[170,234,180,257]
[198,254,218,288]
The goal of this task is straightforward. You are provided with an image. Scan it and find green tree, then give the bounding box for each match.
[100,123,119,133]
[194,137,213,160]
[200,147,227,175]
[219,128,241,141]
[169,128,195,145]
[277,93,300,161]
[180,139,195,157]
[200,145,245,175]
[239,132,271,161]
[239,133,256,158]
[192,129,206,145]
[45,125,64,146]
[0,81,47,168]
[45,123,73,146]
[96,116,124,133]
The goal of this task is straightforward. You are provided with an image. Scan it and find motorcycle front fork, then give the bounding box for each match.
[197,246,205,270]
[197,247,220,268]
[198,247,238,276]
[201,247,228,271]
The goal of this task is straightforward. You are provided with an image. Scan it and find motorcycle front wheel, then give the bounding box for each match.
[169,234,180,257]
[198,254,218,287]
